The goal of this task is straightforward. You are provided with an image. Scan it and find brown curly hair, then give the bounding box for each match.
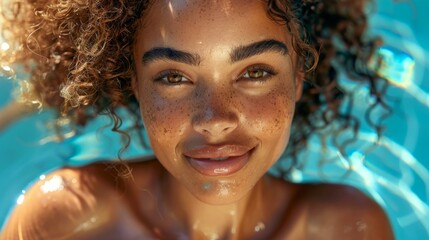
[0,0,389,173]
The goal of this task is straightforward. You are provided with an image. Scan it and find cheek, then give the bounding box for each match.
[139,89,188,147]
[243,85,296,135]
[243,85,296,170]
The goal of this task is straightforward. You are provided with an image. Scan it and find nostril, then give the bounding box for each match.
[193,118,238,137]
[222,126,233,133]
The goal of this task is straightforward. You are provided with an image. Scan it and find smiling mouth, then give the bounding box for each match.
[183,145,254,176]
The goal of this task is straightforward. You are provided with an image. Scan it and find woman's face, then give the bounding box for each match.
[133,0,302,204]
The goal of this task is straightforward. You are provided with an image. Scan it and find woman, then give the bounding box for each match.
[0,0,394,239]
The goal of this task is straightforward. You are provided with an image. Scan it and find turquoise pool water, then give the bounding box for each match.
[1,0,428,239]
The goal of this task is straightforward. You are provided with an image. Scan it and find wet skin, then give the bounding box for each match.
[133,0,301,206]
[1,162,394,239]
[1,0,394,239]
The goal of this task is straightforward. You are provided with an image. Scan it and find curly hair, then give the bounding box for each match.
[0,0,389,173]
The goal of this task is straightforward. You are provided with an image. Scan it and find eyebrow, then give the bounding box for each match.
[230,39,289,63]
[142,47,201,66]
[141,39,288,66]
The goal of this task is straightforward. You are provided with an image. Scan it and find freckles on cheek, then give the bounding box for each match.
[245,88,296,134]
[140,92,186,138]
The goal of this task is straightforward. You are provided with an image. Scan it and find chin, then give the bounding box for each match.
[189,177,255,205]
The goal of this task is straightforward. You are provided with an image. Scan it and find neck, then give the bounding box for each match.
[159,172,274,239]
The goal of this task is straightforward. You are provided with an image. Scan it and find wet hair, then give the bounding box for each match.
[0,0,389,175]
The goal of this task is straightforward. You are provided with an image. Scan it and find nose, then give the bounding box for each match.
[192,90,239,138]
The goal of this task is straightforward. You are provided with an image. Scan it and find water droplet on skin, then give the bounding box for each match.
[201,182,212,190]
[40,175,65,193]
[217,181,232,196]
[254,221,265,232]
[355,221,367,232]
[74,216,98,232]
[16,194,25,205]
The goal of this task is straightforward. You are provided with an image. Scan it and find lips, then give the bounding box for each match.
[183,145,254,176]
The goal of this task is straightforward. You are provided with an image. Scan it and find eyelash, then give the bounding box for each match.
[153,65,278,85]
[153,69,191,85]
[239,65,277,82]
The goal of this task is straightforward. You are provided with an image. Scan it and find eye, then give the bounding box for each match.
[240,65,277,82]
[154,70,191,85]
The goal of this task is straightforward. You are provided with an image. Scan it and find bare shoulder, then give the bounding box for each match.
[293,183,394,240]
[0,164,119,240]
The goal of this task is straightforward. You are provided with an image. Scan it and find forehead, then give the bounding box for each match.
[146,0,266,18]
[138,0,290,50]
[152,0,244,15]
